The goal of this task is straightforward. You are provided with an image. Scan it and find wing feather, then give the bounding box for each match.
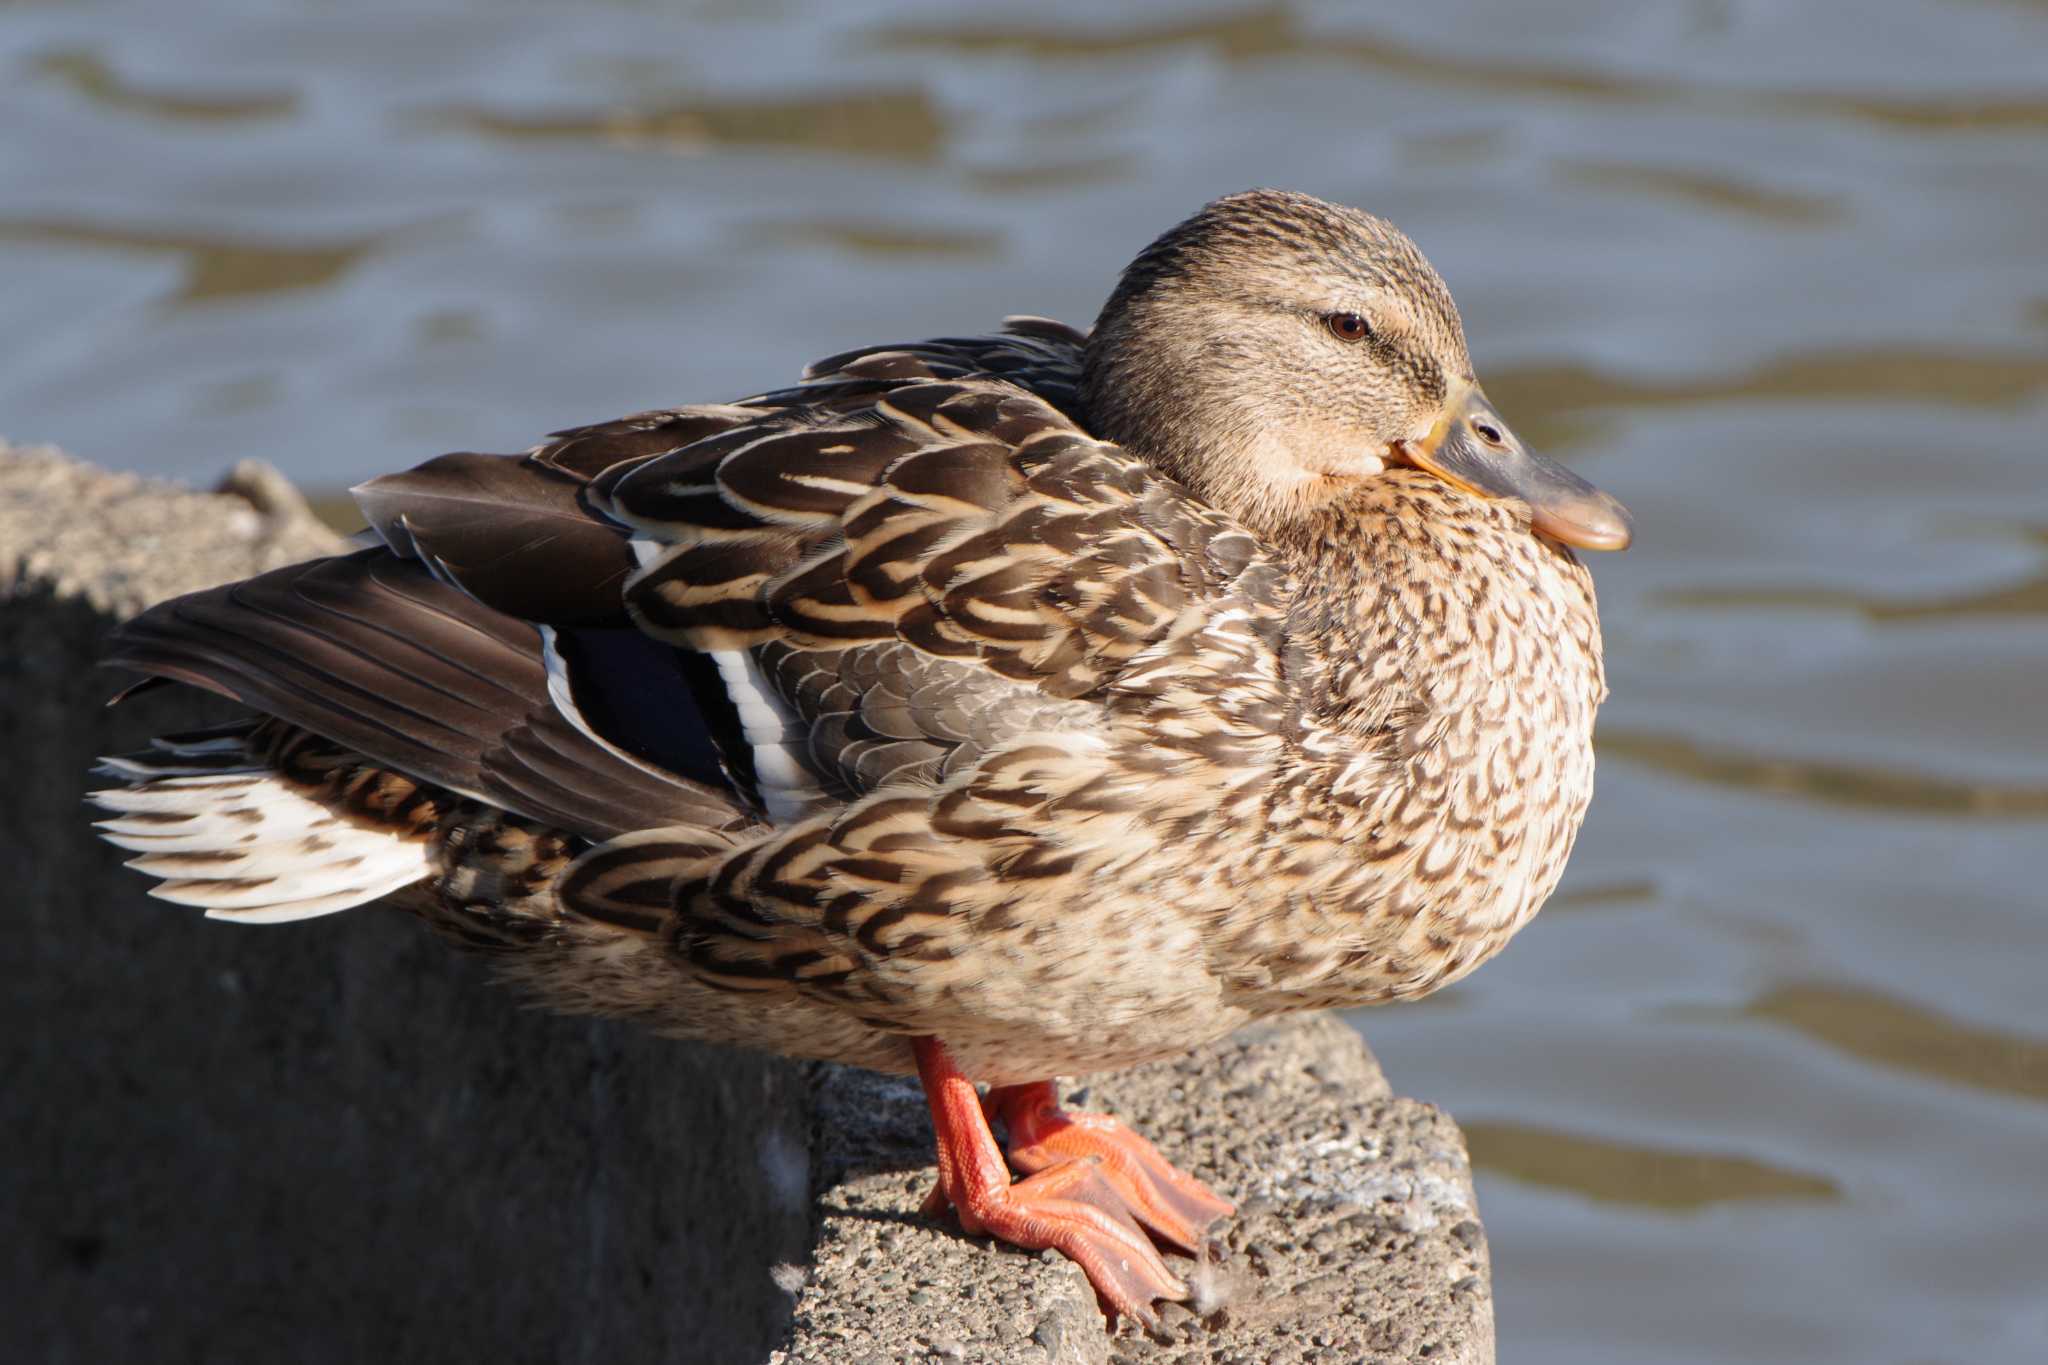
[584,338,1288,801]
[104,551,750,841]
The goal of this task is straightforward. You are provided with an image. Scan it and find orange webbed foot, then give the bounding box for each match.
[913,1040,1203,1329]
[989,1080,1235,1253]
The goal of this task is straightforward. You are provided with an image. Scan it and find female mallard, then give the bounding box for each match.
[91,189,1629,1326]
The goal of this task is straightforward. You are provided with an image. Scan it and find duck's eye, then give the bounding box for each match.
[1325,312,1372,343]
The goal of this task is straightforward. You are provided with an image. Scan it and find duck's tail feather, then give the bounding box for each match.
[89,721,439,923]
[88,724,828,1056]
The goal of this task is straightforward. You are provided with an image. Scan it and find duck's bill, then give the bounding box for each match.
[1398,386,1633,552]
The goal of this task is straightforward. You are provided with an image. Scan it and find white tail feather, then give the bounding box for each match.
[92,778,276,811]
[94,798,339,849]
[121,835,407,882]
[202,890,408,925]
[94,756,260,781]
[90,765,431,922]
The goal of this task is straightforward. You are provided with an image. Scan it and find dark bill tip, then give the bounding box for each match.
[1530,485,1633,552]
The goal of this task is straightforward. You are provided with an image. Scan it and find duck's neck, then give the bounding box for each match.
[1082,384,1391,543]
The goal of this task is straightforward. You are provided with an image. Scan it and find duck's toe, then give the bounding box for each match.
[990,1080,1235,1253]
[950,1157,1189,1330]
[914,1038,1195,1329]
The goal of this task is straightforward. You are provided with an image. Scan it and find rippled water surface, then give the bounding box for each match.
[5,2,2044,1360]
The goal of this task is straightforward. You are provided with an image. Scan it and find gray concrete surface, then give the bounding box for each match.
[3,443,1494,1364]
[776,1016,1493,1365]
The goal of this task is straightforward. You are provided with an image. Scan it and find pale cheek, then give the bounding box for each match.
[1340,451,1388,478]
[1253,424,1387,482]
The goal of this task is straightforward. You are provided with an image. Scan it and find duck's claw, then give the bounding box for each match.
[947,1156,1188,1329]
[913,1038,1193,1328]
[989,1080,1235,1253]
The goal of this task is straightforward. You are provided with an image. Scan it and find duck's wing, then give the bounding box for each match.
[102,548,752,842]
[795,314,1090,424]
[602,374,1276,694]
[108,376,800,844]
[348,317,1088,631]
[354,317,1285,827]
[592,347,1288,809]
[135,312,1280,864]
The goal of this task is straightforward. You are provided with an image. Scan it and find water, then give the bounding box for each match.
[4,1,2044,1359]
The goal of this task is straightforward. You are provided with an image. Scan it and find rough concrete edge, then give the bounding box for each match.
[0,438,347,614]
[772,1014,1494,1364]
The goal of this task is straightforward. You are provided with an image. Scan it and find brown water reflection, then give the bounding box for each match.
[1485,340,2048,453]
[1555,161,1844,225]
[0,220,388,304]
[1489,347,2048,431]
[1541,879,1662,915]
[1743,982,2048,1104]
[1481,345,2048,454]
[1462,1120,1841,1210]
[31,48,296,122]
[875,4,2048,131]
[964,154,1138,194]
[745,221,1002,259]
[1598,729,2048,818]
[306,492,367,536]
[428,88,948,161]
[1668,573,2048,622]
[1666,528,2048,621]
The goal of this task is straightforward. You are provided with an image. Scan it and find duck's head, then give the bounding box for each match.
[1082,189,1632,551]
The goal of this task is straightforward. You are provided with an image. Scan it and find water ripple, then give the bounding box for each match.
[1744,982,2048,1104]
[422,88,948,162]
[1598,728,2048,818]
[875,6,2048,133]
[1462,1120,1841,1209]
[30,47,296,122]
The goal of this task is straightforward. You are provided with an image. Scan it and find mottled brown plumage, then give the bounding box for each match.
[89,189,1630,1326]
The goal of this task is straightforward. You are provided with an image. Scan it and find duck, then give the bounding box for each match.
[89,188,1631,1329]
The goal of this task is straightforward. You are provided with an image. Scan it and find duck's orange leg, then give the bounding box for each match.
[987,1079,1235,1252]
[913,1038,1187,1328]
